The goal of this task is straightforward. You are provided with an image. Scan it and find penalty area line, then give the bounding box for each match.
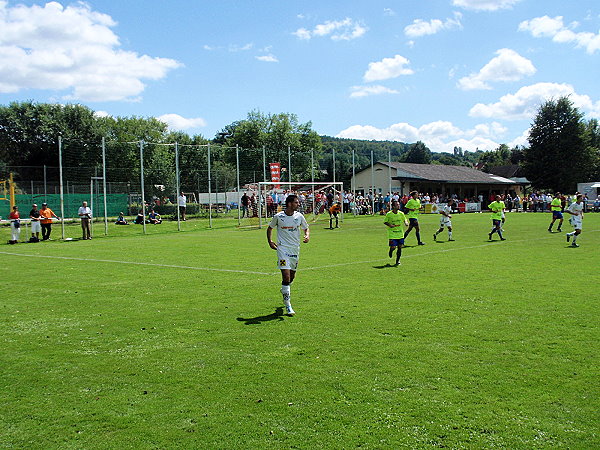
[0,251,274,276]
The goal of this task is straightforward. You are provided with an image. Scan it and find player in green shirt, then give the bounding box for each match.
[384,200,409,265]
[488,195,506,241]
[403,191,425,245]
[548,192,563,232]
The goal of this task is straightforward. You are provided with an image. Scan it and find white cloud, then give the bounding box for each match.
[383,8,396,17]
[157,114,207,130]
[292,18,367,41]
[519,15,600,54]
[469,82,600,120]
[350,85,400,98]
[256,54,279,63]
[228,43,253,52]
[452,0,522,11]
[404,12,462,38]
[0,1,181,101]
[94,110,110,118]
[457,48,536,90]
[363,55,413,82]
[336,120,509,152]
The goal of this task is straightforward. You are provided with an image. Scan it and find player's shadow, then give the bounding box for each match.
[373,263,399,269]
[236,307,285,325]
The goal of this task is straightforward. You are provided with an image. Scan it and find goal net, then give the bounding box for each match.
[257,181,344,228]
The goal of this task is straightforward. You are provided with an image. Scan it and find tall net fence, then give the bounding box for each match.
[2,139,396,240]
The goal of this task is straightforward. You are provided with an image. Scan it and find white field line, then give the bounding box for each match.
[2,229,596,276]
[0,251,274,276]
[302,228,599,271]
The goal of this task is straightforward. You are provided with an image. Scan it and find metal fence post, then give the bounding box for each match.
[140,140,146,235]
[58,136,65,239]
[102,137,108,235]
[175,142,181,231]
[208,143,212,228]
[236,144,241,226]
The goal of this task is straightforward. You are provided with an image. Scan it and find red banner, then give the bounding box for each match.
[269,162,281,188]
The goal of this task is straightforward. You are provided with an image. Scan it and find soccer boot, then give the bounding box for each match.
[548,228,552,232]
[433,233,437,241]
[448,239,455,241]
[285,304,296,315]
[418,242,425,246]
[570,243,579,247]
[557,228,562,232]
[500,237,506,241]
[488,233,493,241]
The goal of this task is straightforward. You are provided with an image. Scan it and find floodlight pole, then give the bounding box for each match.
[102,137,108,235]
[58,136,65,240]
[140,140,146,235]
[208,143,213,228]
[175,142,181,231]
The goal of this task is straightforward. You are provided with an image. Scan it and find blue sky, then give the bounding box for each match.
[1,0,599,152]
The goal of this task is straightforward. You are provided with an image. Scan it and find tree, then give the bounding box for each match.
[403,141,432,164]
[523,97,595,192]
[215,110,322,183]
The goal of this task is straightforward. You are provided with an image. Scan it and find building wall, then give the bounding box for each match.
[351,163,405,194]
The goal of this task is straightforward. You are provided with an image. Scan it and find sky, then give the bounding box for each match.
[1,0,599,153]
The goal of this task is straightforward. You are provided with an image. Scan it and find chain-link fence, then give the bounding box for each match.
[2,138,396,239]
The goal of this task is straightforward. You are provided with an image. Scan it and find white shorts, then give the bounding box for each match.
[31,221,41,233]
[439,218,452,228]
[276,246,300,271]
[570,216,582,230]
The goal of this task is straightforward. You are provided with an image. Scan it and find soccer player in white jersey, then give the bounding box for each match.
[565,194,584,247]
[266,194,310,316]
[433,198,455,241]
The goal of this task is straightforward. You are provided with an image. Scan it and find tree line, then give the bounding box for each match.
[1,98,598,193]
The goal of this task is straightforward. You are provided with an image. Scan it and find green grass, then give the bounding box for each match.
[1,212,599,448]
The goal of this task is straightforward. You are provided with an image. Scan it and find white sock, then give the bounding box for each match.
[448,231,452,239]
[281,284,291,305]
[572,235,578,243]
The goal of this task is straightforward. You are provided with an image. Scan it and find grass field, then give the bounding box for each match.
[1,211,599,448]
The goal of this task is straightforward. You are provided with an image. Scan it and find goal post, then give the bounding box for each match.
[257,181,345,228]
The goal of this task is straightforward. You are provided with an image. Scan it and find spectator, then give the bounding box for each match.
[241,192,250,218]
[29,203,41,241]
[78,201,92,240]
[115,212,128,225]
[148,209,162,224]
[40,202,60,240]
[135,210,145,224]
[177,192,187,221]
[8,205,20,244]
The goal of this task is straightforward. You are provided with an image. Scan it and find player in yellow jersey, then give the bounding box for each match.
[403,191,425,245]
[548,192,563,233]
[488,195,506,241]
[384,200,409,265]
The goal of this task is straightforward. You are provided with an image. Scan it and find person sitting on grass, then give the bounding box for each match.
[115,212,128,225]
[148,209,162,224]
[134,210,145,224]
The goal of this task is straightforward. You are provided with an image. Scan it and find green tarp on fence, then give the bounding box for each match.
[1,194,129,219]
